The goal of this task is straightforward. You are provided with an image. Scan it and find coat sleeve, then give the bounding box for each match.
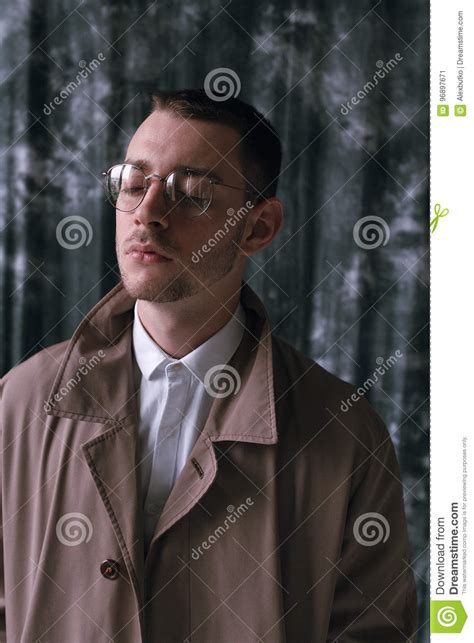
[0,379,6,642]
[326,415,419,642]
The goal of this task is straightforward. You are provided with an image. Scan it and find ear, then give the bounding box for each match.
[238,197,284,257]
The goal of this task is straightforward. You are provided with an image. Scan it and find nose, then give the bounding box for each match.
[132,177,170,229]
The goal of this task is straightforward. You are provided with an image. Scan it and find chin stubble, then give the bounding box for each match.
[119,218,245,303]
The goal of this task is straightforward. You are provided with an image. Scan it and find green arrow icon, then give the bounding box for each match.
[431,600,467,633]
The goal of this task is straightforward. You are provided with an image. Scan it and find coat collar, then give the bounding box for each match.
[45,279,278,446]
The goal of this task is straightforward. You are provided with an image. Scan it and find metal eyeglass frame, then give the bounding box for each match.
[102,163,260,216]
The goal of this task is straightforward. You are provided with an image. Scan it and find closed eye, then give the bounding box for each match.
[122,187,145,195]
[175,190,207,204]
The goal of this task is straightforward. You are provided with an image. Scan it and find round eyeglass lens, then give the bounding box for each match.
[166,171,212,214]
[106,164,146,211]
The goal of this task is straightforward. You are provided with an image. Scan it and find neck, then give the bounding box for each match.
[136,276,243,359]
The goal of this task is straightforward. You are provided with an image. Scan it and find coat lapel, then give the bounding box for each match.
[44,282,146,617]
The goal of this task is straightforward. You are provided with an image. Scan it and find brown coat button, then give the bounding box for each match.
[100,559,120,580]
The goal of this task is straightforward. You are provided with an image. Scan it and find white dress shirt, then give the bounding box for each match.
[132,299,246,557]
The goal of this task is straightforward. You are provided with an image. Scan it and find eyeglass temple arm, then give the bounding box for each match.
[214,180,261,197]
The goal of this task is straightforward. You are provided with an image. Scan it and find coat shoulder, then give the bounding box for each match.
[271,333,389,449]
[0,339,70,409]
[272,333,355,396]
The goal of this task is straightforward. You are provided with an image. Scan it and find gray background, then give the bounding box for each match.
[0,0,429,639]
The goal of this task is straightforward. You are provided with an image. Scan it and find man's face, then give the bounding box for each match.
[116,109,250,303]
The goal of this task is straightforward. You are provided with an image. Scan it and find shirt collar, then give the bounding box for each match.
[132,299,246,384]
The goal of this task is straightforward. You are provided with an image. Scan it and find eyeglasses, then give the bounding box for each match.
[102,163,259,216]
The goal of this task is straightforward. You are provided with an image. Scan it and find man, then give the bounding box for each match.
[0,89,418,642]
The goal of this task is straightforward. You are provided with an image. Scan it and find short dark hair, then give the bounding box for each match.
[150,89,282,201]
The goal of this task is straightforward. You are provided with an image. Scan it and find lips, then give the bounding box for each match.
[126,243,173,264]
[126,243,172,259]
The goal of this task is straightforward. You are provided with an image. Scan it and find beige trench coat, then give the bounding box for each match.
[0,280,418,642]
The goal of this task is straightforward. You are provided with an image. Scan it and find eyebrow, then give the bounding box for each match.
[123,158,224,183]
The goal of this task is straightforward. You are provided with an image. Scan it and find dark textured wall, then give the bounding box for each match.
[0,0,429,639]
